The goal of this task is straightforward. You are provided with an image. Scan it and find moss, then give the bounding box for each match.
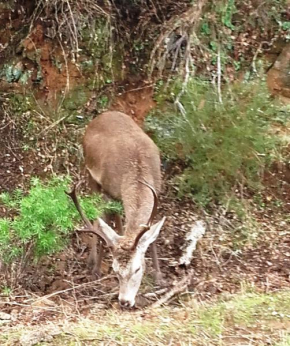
[79,19,124,85]
[62,86,90,111]
[79,59,94,74]
[19,70,32,85]
[8,93,35,115]
[23,48,41,63]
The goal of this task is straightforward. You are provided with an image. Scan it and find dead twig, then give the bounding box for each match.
[149,269,194,308]
[26,275,115,303]
[217,45,223,104]
[148,0,207,78]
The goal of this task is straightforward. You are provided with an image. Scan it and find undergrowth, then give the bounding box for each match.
[0,176,122,282]
[146,78,286,206]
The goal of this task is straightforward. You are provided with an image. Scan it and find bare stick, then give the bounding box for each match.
[217,45,223,104]
[148,0,207,77]
[179,221,206,267]
[149,269,194,308]
[27,275,114,303]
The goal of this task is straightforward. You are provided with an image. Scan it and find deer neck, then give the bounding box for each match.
[121,183,155,238]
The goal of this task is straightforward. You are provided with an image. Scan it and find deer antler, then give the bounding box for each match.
[129,181,159,250]
[66,185,118,248]
[141,180,158,227]
[66,184,93,231]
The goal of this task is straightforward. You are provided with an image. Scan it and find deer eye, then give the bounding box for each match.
[134,267,141,274]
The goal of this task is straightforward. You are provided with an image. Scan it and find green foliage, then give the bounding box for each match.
[0,176,122,266]
[220,0,236,30]
[63,86,89,112]
[7,94,34,116]
[197,290,290,337]
[146,78,283,205]
[81,18,111,60]
[275,335,290,346]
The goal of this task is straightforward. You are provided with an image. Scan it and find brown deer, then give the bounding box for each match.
[67,111,165,308]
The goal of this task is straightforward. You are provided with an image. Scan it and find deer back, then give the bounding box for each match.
[83,111,162,234]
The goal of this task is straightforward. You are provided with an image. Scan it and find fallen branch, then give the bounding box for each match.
[179,221,206,267]
[26,275,115,304]
[143,287,168,299]
[149,269,194,308]
[217,46,223,104]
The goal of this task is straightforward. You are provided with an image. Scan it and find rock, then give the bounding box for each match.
[0,311,11,320]
[267,43,290,102]
[20,330,53,346]
[19,326,60,346]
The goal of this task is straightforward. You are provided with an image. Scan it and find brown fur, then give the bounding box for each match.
[83,111,162,240]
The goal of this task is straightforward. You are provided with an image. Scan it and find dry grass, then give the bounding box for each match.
[1,289,290,345]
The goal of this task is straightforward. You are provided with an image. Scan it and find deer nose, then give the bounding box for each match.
[119,299,131,308]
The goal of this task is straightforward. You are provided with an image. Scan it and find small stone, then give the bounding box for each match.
[0,312,11,320]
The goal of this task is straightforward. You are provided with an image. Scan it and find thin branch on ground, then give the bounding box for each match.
[27,275,115,303]
[217,45,223,104]
[149,269,194,308]
[179,221,206,267]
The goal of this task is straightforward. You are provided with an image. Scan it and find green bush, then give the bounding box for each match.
[0,176,122,266]
[146,78,284,205]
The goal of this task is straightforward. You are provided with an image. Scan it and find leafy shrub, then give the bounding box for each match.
[146,78,284,205]
[0,176,122,268]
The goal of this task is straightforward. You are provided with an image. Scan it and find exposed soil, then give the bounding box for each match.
[110,82,156,125]
[21,24,84,106]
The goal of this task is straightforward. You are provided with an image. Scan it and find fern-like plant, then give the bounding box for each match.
[0,176,122,270]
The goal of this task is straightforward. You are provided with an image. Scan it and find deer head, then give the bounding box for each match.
[66,183,165,308]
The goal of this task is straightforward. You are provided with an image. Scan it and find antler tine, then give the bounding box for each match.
[65,184,94,232]
[130,226,150,251]
[66,184,119,249]
[130,181,158,250]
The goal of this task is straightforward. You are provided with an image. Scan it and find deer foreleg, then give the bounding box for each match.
[87,234,103,277]
[150,242,164,285]
[93,238,104,277]
[114,214,123,235]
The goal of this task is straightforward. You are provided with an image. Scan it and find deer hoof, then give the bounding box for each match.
[91,265,102,278]
[87,253,97,270]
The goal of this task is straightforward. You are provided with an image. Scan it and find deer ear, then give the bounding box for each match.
[97,218,121,248]
[137,217,166,252]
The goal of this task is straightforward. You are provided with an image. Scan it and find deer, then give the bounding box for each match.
[67,111,166,308]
